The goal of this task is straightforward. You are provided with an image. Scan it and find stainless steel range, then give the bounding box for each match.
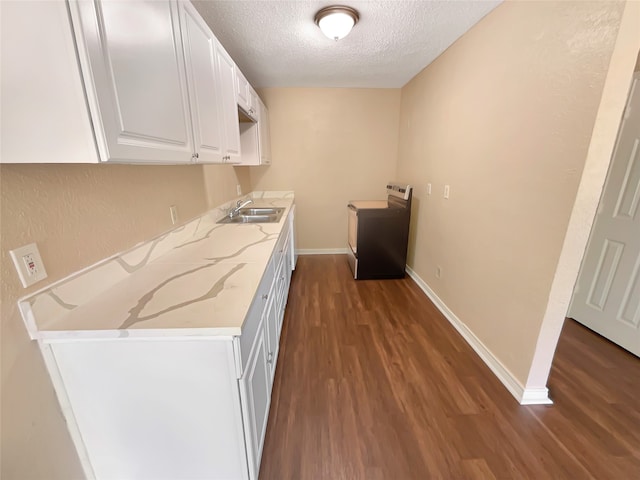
[347,182,412,280]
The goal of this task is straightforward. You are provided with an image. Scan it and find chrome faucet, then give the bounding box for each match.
[229,198,253,217]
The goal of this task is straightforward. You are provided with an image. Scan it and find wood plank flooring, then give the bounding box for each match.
[259,255,640,479]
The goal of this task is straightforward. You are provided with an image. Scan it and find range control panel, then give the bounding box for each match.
[386,183,412,200]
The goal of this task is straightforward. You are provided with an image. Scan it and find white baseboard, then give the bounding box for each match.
[297,248,348,255]
[520,387,553,405]
[405,266,552,406]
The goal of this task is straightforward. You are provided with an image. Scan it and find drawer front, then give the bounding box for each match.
[238,258,275,375]
[236,210,292,377]
[274,258,286,313]
[273,224,288,268]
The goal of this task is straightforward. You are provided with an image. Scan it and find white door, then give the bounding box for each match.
[70,0,193,163]
[179,1,225,164]
[570,74,640,357]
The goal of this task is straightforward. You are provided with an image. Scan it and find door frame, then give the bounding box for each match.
[568,70,640,353]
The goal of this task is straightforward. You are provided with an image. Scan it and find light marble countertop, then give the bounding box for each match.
[19,192,294,340]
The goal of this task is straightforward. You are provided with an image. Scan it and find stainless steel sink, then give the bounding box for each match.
[217,207,285,224]
[238,207,284,216]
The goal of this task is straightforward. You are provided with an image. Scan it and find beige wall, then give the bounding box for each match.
[396,0,624,384]
[0,163,242,479]
[202,165,252,208]
[1,2,633,477]
[527,1,640,390]
[250,88,401,250]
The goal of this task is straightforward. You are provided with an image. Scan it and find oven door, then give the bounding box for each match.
[347,205,358,278]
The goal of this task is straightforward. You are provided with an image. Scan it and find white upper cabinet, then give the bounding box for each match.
[236,69,258,121]
[70,0,195,163]
[179,1,225,163]
[258,98,272,165]
[2,0,267,166]
[248,88,260,120]
[216,44,242,163]
[236,69,251,114]
[238,97,271,166]
[1,1,98,163]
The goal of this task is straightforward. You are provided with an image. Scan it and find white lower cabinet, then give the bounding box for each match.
[42,211,295,479]
[264,286,280,382]
[48,339,248,480]
[238,216,291,477]
[240,322,271,480]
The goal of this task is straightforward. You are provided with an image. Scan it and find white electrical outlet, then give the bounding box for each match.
[444,185,450,199]
[427,183,432,195]
[9,242,48,288]
[236,184,242,196]
[169,205,178,225]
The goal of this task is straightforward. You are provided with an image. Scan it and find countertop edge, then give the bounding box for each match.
[19,192,295,340]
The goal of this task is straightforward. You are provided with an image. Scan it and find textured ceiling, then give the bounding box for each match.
[192,0,502,88]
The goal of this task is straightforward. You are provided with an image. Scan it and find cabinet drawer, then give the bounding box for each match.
[237,258,275,376]
[273,220,289,265]
[274,254,287,311]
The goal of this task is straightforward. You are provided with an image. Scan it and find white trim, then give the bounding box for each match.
[405,266,553,406]
[520,387,553,405]
[296,248,348,255]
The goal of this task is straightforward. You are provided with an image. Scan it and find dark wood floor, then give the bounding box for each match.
[259,255,640,479]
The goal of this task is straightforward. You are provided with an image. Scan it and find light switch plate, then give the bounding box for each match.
[9,242,48,288]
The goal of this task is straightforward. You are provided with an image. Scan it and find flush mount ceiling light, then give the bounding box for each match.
[314,6,359,41]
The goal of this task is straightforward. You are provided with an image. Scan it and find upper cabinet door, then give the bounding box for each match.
[69,0,194,163]
[258,99,272,165]
[248,88,260,121]
[179,1,224,164]
[215,44,242,162]
[1,1,99,163]
[236,69,251,114]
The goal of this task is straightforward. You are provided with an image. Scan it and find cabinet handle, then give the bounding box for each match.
[280,275,285,280]
[267,352,273,364]
[262,294,268,300]
[191,153,199,161]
